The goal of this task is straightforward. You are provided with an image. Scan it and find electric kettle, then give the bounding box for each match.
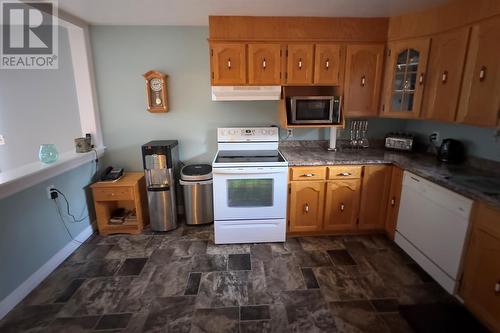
[438,139,465,163]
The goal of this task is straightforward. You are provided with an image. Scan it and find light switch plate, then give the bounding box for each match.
[0,135,5,145]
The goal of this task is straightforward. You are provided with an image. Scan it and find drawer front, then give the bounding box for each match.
[93,187,133,201]
[327,166,362,179]
[290,167,326,181]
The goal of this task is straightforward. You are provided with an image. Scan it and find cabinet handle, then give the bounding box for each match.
[391,197,396,206]
[337,172,352,177]
[441,71,448,84]
[303,173,315,177]
[361,75,366,87]
[479,66,487,81]
[419,73,424,85]
[227,58,231,69]
[495,282,500,294]
[262,58,267,69]
[340,203,345,212]
[298,58,303,69]
[325,58,330,69]
[304,203,309,213]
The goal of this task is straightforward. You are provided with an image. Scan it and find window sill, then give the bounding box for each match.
[0,147,105,200]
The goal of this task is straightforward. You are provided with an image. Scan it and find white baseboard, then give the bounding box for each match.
[0,224,95,320]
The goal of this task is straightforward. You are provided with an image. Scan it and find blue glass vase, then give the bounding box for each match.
[39,144,59,164]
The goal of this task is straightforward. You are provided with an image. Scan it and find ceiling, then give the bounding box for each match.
[58,0,450,26]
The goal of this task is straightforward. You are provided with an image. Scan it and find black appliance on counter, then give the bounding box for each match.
[438,139,465,163]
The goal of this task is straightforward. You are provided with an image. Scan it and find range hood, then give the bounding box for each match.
[211,86,281,101]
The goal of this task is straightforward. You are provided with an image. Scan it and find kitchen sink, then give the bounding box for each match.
[449,175,500,197]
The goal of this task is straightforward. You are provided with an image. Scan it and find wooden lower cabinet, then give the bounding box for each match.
[461,203,500,333]
[288,165,401,236]
[289,181,325,233]
[323,179,361,232]
[385,166,404,239]
[358,165,392,230]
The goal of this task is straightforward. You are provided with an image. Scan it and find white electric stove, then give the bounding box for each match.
[212,127,288,244]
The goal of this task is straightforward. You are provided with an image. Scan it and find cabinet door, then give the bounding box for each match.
[289,181,325,233]
[344,44,385,117]
[461,204,500,333]
[313,44,344,85]
[385,166,404,240]
[286,44,314,85]
[457,17,500,127]
[358,165,392,230]
[422,28,470,122]
[323,180,361,232]
[381,38,430,118]
[211,43,246,85]
[248,43,282,85]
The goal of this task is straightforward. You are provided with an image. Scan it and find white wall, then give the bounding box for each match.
[0,28,82,172]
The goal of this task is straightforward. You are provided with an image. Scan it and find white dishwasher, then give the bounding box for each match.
[395,171,473,294]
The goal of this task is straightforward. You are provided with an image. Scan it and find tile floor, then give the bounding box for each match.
[0,224,463,333]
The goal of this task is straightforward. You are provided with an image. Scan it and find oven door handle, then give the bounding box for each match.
[212,168,287,175]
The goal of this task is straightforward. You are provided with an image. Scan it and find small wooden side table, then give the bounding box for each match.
[90,172,149,235]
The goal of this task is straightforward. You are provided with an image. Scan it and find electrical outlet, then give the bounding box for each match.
[0,135,5,145]
[287,129,293,138]
[46,185,56,199]
[431,131,440,144]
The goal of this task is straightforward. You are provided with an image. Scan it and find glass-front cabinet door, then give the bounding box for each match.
[381,38,430,118]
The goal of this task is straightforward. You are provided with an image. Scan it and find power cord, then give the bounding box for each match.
[51,150,98,243]
[52,189,89,223]
[53,200,83,244]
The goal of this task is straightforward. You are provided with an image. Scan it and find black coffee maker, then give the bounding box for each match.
[438,139,465,163]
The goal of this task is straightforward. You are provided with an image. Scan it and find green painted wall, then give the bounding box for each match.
[0,162,96,301]
[90,25,499,169]
[90,26,405,170]
[404,119,500,162]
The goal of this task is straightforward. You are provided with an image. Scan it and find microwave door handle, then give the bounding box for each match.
[290,98,297,123]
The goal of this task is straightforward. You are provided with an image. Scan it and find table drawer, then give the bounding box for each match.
[290,167,326,181]
[93,187,134,201]
[327,166,362,179]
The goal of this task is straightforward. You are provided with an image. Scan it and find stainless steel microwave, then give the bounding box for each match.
[286,96,342,125]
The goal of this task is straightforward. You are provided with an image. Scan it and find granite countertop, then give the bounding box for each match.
[279,141,500,210]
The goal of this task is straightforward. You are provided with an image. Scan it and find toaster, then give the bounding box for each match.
[385,133,414,151]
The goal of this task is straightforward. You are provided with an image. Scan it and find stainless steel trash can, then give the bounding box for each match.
[180,164,213,225]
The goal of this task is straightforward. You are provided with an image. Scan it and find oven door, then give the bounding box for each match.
[212,166,288,220]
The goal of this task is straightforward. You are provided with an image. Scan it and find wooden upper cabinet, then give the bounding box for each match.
[461,203,500,333]
[422,28,470,122]
[211,43,246,85]
[344,44,385,117]
[457,16,500,127]
[385,166,404,240]
[286,44,314,85]
[314,44,344,85]
[381,38,430,118]
[248,43,282,85]
[323,180,361,232]
[289,181,325,233]
[358,165,392,230]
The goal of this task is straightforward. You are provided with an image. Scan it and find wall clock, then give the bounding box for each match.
[143,70,168,113]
